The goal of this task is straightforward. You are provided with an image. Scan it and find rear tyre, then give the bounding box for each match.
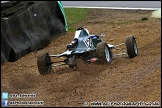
[96,42,112,64]
[37,52,52,75]
[125,36,138,58]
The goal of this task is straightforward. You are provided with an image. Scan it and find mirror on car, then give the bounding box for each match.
[100,33,105,37]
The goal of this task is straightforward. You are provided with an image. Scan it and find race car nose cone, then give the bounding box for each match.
[90,58,98,62]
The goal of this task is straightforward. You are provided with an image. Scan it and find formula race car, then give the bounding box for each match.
[37,27,138,75]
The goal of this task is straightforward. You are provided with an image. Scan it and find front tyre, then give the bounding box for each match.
[37,52,52,75]
[96,42,112,64]
[125,36,138,58]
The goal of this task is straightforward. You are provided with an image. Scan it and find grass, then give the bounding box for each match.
[124,19,135,24]
[64,8,90,32]
[141,17,148,21]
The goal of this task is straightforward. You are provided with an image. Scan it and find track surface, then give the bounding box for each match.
[1,9,161,107]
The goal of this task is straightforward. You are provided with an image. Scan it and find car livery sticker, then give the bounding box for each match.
[83,38,95,49]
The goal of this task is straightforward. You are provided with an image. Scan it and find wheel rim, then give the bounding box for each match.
[133,40,138,55]
[104,46,110,62]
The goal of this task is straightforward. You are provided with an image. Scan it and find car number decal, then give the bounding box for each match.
[83,38,95,49]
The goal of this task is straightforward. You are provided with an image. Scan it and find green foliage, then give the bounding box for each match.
[64,8,90,32]
[125,19,134,24]
[141,17,148,21]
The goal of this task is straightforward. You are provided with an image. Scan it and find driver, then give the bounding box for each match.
[66,38,78,50]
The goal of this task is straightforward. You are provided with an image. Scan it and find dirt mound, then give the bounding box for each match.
[1,9,161,107]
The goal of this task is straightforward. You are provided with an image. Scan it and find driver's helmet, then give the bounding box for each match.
[77,27,84,30]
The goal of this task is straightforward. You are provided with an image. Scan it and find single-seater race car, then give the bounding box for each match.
[37,27,138,75]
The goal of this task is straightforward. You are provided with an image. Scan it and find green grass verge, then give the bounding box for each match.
[64,8,90,32]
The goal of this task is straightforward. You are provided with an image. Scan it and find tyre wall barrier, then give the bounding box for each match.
[1,1,67,64]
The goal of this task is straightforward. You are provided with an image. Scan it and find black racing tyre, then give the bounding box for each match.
[125,36,138,58]
[96,42,112,64]
[37,52,52,75]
